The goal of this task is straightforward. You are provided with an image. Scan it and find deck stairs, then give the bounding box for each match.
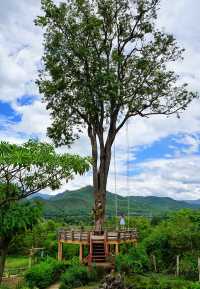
[89,233,107,264]
[92,242,106,263]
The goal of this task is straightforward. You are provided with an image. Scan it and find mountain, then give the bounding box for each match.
[31,186,200,218]
[29,193,51,200]
[185,199,200,205]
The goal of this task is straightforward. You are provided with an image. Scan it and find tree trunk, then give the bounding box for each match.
[0,238,9,284]
[92,141,112,232]
[88,123,115,232]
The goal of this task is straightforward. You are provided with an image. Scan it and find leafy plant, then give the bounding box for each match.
[116,245,150,274]
[25,258,66,288]
[60,265,97,289]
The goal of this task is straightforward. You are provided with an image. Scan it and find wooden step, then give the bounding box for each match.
[92,258,106,262]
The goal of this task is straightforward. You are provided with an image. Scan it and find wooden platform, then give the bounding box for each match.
[58,229,137,264]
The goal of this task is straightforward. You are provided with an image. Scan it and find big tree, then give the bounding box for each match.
[36,0,196,229]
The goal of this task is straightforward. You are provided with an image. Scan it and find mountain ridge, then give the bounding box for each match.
[32,186,200,218]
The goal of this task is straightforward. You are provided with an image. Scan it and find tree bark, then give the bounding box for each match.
[0,238,9,284]
[88,125,114,232]
[93,154,110,232]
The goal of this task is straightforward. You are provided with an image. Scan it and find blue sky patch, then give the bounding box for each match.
[133,134,200,163]
[119,133,200,177]
[17,95,37,106]
[0,101,21,123]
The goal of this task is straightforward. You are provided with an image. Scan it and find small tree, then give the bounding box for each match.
[0,140,90,207]
[0,201,42,283]
[0,140,89,282]
[36,0,196,229]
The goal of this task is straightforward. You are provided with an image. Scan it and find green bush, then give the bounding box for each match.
[115,246,150,274]
[66,256,80,266]
[63,244,79,260]
[60,265,97,289]
[180,254,199,280]
[25,258,66,288]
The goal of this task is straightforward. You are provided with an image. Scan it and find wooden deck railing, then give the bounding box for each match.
[58,229,137,242]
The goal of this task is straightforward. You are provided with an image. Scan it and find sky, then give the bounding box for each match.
[0,0,200,200]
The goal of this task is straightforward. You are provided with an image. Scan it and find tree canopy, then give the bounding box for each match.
[0,201,42,239]
[0,140,90,208]
[36,0,196,146]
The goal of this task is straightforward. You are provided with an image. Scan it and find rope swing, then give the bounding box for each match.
[113,119,131,230]
[113,140,118,229]
[126,119,130,230]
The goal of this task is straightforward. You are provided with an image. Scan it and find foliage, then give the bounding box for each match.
[126,274,200,289]
[126,216,152,241]
[8,219,62,256]
[7,219,83,260]
[60,265,97,289]
[115,245,150,274]
[0,140,90,208]
[25,258,66,288]
[0,200,42,283]
[180,254,199,280]
[66,256,80,266]
[36,0,195,147]
[144,209,200,273]
[0,201,42,237]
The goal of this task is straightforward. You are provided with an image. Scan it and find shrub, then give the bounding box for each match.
[25,258,66,288]
[180,254,199,280]
[63,244,79,260]
[115,245,150,274]
[66,256,80,266]
[60,265,97,289]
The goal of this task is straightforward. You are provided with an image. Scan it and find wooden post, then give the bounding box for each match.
[79,244,83,263]
[29,248,33,268]
[58,241,63,261]
[198,257,200,282]
[176,255,180,277]
[89,232,92,265]
[105,231,109,256]
[152,255,157,272]
[115,243,119,255]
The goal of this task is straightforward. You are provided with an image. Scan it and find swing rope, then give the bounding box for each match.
[113,140,118,229]
[113,120,131,231]
[126,120,130,230]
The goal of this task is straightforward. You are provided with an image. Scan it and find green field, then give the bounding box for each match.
[5,256,29,270]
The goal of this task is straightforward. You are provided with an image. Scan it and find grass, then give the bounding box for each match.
[5,256,29,269]
[75,283,99,289]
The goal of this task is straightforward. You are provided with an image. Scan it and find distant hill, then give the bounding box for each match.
[185,199,200,205]
[29,193,51,200]
[31,186,200,218]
